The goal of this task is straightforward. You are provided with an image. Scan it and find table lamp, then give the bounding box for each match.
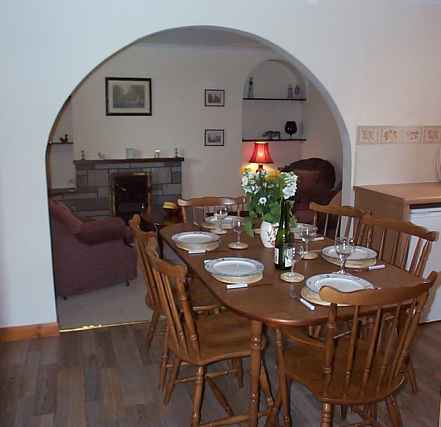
[248,141,273,172]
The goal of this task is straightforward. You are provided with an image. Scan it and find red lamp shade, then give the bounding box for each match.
[249,142,274,165]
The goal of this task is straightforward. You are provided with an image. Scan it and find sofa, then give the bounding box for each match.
[281,158,340,223]
[49,200,137,297]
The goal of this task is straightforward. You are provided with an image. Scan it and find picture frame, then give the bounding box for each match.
[105,77,152,116]
[204,129,224,146]
[204,89,225,107]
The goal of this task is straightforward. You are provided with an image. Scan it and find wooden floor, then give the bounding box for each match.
[0,321,440,427]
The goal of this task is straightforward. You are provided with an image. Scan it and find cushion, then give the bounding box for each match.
[49,200,83,234]
[76,217,133,245]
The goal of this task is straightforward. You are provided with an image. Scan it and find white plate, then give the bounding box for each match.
[204,215,240,229]
[306,273,374,294]
[204,257,264,278]
[172,231,219,245]
[321,245,377,261]
[291,223,316,238]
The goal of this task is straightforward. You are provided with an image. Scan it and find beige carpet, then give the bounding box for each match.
[56,274,152,329]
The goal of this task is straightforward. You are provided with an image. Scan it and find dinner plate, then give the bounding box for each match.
[204,257,264,278]
[213,272,263,284]
[300,286,349,307]
[172,231,220,251]
[203,215,240,230]
[321,245,377,268]
[305,273,374,294]
[291,223,315,239]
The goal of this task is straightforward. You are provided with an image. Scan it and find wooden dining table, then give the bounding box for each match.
[160,223,424,426]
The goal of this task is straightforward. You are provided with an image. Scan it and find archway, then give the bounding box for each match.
[46,26,351,329]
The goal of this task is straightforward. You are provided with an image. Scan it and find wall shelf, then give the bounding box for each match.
[243,97,306,102]
[242,138,306,142]
[49,141,74,145]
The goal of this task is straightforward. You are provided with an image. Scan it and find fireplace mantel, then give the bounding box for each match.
[73,157,184,166]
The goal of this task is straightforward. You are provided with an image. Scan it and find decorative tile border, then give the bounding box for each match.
[358,126,441,145]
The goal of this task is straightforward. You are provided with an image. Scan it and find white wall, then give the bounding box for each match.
[2,1,441,328]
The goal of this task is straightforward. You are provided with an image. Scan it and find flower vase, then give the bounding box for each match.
[259,220,279,248]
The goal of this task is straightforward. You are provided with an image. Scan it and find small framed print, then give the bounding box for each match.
[204,129,224,146]
[105,77,152,116]
[204,89,225,107]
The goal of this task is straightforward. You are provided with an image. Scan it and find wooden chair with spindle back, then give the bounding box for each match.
[128,215,221,351]
[146,248,274,427]
[177,196,245,226]
[269,273,436,427]
[357,214,439,278]
[310,202,366,240]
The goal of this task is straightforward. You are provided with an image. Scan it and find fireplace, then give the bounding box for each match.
[112,172,152,223]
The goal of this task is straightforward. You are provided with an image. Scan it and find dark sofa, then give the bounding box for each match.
[49,200,137,297]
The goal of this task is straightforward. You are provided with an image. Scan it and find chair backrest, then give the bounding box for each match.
[177,196,245,225]
[318,273,435,402]
[310,202,365,240]
[357,214,439,278]
[128,214,159,310]
[146,247,200,361]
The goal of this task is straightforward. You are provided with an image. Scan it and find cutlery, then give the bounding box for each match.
[298,297,316,311]
[225,282,272,290]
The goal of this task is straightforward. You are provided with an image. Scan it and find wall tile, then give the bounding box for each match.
[401,127,422,144]
[379,127,400,144]
[357,126,379,144]
[423,126,441,144]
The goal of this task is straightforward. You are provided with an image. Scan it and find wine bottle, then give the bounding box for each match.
[274,199,292,270]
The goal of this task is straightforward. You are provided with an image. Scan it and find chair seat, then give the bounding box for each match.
[283,338,404,405]
[169,311,260,365]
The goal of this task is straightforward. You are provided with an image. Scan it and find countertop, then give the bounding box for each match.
[354,182,441,205]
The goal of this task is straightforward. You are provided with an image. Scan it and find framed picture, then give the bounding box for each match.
[204,89,225,107]
[204,129,224,146]
[105,77,152,116]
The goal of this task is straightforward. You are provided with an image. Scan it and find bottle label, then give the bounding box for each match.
[274,247,292,267]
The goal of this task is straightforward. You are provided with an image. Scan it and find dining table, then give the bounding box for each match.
[160,222,424,426]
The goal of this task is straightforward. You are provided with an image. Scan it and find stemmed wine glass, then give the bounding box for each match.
[214,206,228,234]
[282,241,305,282]
[335,237,354,274]
[233,217,242,245]
[300,224,318,258]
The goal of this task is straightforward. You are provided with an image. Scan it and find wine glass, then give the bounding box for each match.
[233,217,243,245]
[335,237,354,274]
[215,206,228,233]
[300,224,318,257]
[283,241,305,282]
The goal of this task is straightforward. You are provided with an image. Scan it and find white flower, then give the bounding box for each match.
[241,176,248,187]
[259,196,267,205]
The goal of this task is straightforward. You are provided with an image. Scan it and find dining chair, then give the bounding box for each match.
[357,214,439,278]
[310,202,366,240]
[269,273,436,427]
[146,247,274,426]
[177,196,245,226]
[128,215,221,356]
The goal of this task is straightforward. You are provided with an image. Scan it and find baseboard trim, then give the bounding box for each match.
[0,322,59,342]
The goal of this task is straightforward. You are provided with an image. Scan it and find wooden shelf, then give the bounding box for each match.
[242,97,307,102]
[242,138,306,142]
[49,141,73,145]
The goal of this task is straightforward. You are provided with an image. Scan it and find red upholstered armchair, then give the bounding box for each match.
[281,158,340,223]
[49,200,137,297]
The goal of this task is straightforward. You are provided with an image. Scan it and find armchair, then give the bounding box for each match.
[49,200,137,297]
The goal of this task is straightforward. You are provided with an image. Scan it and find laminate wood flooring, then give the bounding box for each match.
[1,321,440,426]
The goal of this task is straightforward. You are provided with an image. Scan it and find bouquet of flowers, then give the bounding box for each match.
[241,168,298,234]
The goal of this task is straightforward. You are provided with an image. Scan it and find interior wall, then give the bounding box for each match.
[2,1,441,328]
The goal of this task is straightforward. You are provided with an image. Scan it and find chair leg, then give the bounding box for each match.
[259,361,274,409]
[405,357,418,393]
[232,358,243,388]
[265,390,282,427]
[320,403,334,427]
[275,329,291,427]
[164,354,181,404]
[386,396,403,427]
[159,323,169,390]
[207,376,233,416]
[145,310,160,352]
[191,366,205,427]
[340,405,347,420]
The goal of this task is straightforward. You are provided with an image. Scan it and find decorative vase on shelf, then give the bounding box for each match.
[285,121,298,137]
[287,84,294,99]
[259,220,279,248]
[294,84,301,97]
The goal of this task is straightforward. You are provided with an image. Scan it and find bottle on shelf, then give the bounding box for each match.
[247,77,254,98]
[274,199,292,270]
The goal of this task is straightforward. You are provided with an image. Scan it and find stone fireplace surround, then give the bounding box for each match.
[50,158,183,219]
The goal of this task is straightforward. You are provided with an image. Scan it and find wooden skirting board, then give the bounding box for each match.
[0,322,59,342]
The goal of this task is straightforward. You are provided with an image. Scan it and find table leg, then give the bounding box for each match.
[249,320,263,427]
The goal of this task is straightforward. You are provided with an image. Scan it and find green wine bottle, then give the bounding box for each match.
[274,199,292,270]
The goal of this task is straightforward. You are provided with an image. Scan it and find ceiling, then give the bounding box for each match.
[138,27,270,50]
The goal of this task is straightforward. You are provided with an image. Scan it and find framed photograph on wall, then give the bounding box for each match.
[204,89,225,107]
[105,77,152,116]
[204,129,224,146]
